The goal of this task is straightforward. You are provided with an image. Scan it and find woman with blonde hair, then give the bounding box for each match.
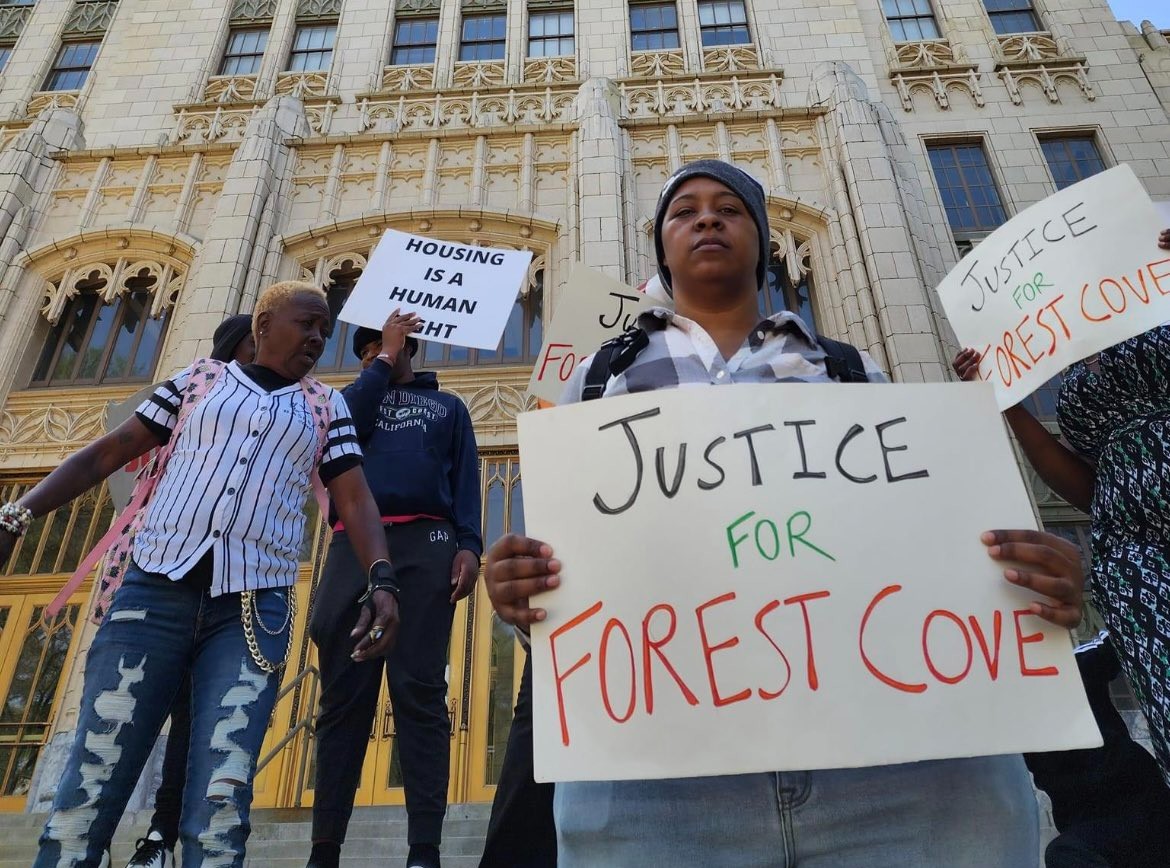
[2,282,399,868]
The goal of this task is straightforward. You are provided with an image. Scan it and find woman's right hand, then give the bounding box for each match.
[952,347,983,382]
[484,533,561,629]
[1159,229,1170,251]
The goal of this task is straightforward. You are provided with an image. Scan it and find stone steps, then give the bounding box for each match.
[0,803,490,867]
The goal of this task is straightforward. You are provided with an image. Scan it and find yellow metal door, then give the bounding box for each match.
[0,594,87,812]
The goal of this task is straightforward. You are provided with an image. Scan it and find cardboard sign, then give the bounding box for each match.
[937,165,1169,409]
[105,385,159,511]
[527,264,659,404]
[518,383,1100,782]
[338,229,533,351]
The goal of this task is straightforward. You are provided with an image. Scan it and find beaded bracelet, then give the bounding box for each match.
[0,502,34,537]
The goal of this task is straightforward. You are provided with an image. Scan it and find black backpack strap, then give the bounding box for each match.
[817,334,869,383]
[581,326,651,401]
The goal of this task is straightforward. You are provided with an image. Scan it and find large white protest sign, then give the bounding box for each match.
[338,229,532,351]
[106,385,158,511]
[937,164,1168,409]
[527,264,659,404]
[518,383,1100,782]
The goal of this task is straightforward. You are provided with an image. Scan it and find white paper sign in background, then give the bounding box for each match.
[518,383,1100,782]
[527,264,658,404]
[338,229,533,351]
[937,164,1169,409]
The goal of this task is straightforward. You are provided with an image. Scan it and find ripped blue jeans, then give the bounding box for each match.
[35,561,289,868]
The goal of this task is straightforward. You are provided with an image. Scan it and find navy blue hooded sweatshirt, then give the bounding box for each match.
[339,359,483,558]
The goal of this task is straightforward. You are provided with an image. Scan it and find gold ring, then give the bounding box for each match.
[369,626,384,641]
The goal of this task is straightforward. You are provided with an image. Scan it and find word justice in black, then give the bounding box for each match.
[592,408,932,516]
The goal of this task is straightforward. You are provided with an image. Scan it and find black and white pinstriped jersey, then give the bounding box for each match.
[133,361,362,596]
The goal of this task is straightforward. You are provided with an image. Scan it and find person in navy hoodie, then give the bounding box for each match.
[307,311,482,868]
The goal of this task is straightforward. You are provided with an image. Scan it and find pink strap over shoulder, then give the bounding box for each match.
[46,359,228,620]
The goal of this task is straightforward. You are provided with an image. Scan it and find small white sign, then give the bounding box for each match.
[338,229,533,351]
[518,383,1100,782]
[528,264,659,404]
[937,164,1170,409]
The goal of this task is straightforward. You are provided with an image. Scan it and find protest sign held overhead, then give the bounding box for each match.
[937,164,1169,409]
[338,229,533,351]
[528,264,659,404]
[518,383,1100,783]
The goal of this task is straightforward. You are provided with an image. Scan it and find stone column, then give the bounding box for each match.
[157,94,309,369]
[573,77,627,284]
[0,109,86,402]
[810,62,955,383]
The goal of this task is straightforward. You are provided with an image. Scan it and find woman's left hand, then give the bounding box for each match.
[1159,228,1170,251]
[350,589,400,661]
[983,529,1084,628]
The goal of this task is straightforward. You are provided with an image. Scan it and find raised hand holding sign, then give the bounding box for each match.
[937,164,1170,409]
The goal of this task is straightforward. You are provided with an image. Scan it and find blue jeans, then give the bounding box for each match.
[555,755,1039,867]
[35,562,290,868]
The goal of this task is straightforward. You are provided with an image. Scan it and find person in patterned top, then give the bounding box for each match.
[954,228,1170,790]
[484,160,1087,867]
[0,282,401,868]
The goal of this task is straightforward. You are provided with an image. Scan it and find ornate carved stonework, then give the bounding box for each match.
[202,74,259,104]
[892,70,985,112]
[382,64,436,91]
[887,38,985,112]
[64,0,119,35]
[0,387,138,463]
[230,0,277,22]
[997,33,1063,63]
[452,61,506,90]
[523,56,578,84]
[172,106,256,143]
[993,32,1095,106]
[357,85,577,132]
[275,71,332,100]
[630,49,686,79]
[701,45,759,73]
[395,0,440,13]
[0,4,32,41]
[891,39,962,70]
[769,228,812,283]
[40,254,187,325]
[620,72,784,120]
[25,91,81,119]
[296,0,341,18]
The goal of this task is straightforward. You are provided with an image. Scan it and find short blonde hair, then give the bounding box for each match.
[252,280,328,336]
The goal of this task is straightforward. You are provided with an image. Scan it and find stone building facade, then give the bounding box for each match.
[0,0,1166,814]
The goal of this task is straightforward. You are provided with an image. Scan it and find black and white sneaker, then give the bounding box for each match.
[125,830,173,867]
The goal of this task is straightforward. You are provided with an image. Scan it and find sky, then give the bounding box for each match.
[1107,0,1170,28]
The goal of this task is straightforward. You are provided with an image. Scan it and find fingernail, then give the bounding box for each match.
[546,575,561,587]
[1004,569,1019,582]
[980,531,995,544]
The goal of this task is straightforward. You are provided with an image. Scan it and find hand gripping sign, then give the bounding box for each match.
[937,164,1169,410]
[517,383,1100,782]
[527,264,659,404]
[338,229,533,351]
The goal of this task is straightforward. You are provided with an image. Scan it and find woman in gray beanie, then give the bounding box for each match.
[482,159,1086,867]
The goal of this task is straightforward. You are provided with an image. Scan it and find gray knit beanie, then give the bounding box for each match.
[653,159,770,296]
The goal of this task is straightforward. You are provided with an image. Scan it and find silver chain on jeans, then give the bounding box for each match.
[240,588,295,674]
